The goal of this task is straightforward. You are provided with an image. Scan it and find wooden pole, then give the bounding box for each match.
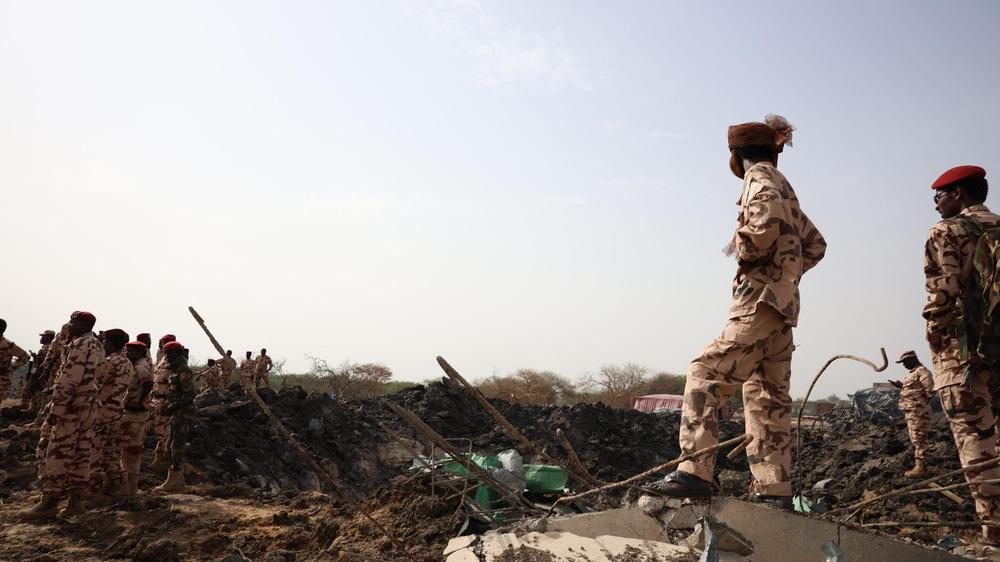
[187,306,404,553]
[555,428,603,487]
[436,356,592,489]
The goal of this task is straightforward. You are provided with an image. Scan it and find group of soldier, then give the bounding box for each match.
[0,311,275,519]
[645,114,1000,549]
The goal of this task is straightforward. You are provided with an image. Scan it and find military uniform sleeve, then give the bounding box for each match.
[920,368,935,401]
[50,343,85,416]
[800,211,827,274]
[736,183,784,263]
[923,223,961,337]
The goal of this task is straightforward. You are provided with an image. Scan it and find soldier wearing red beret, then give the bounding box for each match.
[923,165,1000,546]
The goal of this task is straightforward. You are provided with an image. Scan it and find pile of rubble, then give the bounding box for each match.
[0,380,986,560]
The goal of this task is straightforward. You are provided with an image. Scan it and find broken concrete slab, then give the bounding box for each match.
[659,498,724,529]
[712,499,974,561]
[545,507,669,541]
[445,530,717,561]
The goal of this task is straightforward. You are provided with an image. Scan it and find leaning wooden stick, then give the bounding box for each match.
[725,437,751,461]
[928,482,965,505]
[385,401,538,512]
[188,306,404,553]
[552,434,750,509]
[436,356,593,489]
[828,456,1000,520]
[556,428,604,487]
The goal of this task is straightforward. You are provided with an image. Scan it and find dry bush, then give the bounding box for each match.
[477,369,575,406]
[580,363,650,408]
[307,356,393,401]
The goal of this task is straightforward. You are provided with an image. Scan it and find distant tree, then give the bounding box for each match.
[641,372,686,395]
[478,369,575,405]
[307,356,393,401]
[581,363,650,408]
[272,359,289,389]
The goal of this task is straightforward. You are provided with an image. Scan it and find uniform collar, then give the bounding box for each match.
[963,204,991,215]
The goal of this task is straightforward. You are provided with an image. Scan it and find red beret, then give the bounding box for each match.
[137,333,150,339]
[159,334,177,344]
[932,165,986,190]
[71,311,96,323]
[125,341,148,349]
[163,341,184,352]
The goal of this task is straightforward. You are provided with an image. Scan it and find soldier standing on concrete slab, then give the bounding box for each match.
[118,341,153,496]
[87,329,134,499]
[923,165,1000,546]
[0,319,31,402]
[648,115,826,509]
[254,348,273,389]
[21,311,104,519]
[890,351,935,478]
[153,341,195,493]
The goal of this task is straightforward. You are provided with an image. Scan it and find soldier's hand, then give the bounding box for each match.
[889,379,903,389]
[927,330,944,354]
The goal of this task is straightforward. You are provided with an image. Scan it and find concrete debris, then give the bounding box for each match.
[545,507,669,541]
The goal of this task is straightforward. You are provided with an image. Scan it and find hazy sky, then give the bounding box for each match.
[3,1,999,399]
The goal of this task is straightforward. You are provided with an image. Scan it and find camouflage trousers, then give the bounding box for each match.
[902,406,932,461]
[147,399,169,445]
[118,410,149,480]
[88,416,124,492]
[678,304,794,496]
[36,409,96,495]
[937,367,1000,542]
[0,374,10,401]
[165,413,191,471]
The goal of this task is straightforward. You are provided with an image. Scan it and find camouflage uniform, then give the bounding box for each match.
[924,204,1000,540]
[163,361,196,470]
[119,353,153,488]
[21,340,51,408]
[898,365,935,462]
[36,331,103,495]
[149,357,171,444]
[0,336,30,400]
[88,350,133,493]
[217,356,236,389]
[239,358,255,388]
[197,363,222,391]
[678,161,826,496]
[254,353,273,388]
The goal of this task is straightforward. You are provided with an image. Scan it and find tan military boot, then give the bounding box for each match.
[153,469,186,493]
[905,460,928,478]
[57,491,88,517]
[19,494,61,520]
[125,472,139,496]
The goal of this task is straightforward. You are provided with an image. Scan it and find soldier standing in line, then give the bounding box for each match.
[20,311,104,519]
[0,318,31,402]
[148,343,172,469]
[923,165,1000,547]
[32,323,71,425]
[890,351,935,477]
[254,348,273,389]
[648,115,826,509]
[21,330,55,410]
[155,334,175,364]
[153,341,195,493]
[239,351,255,389]
[87,329,133,499]
[118,341,153,496]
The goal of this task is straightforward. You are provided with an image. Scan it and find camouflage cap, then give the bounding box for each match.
[895,350,918,363]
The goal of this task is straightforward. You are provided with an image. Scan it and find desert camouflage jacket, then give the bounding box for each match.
[125,355,154,410]
[728,162,827,325]
[254,354,273,376]
[151,356,171,403]
[923,204,1000,388]
[0,337,29,377]
[49,332,104,420]
[95,350,135,424]
[898,365,934,412]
